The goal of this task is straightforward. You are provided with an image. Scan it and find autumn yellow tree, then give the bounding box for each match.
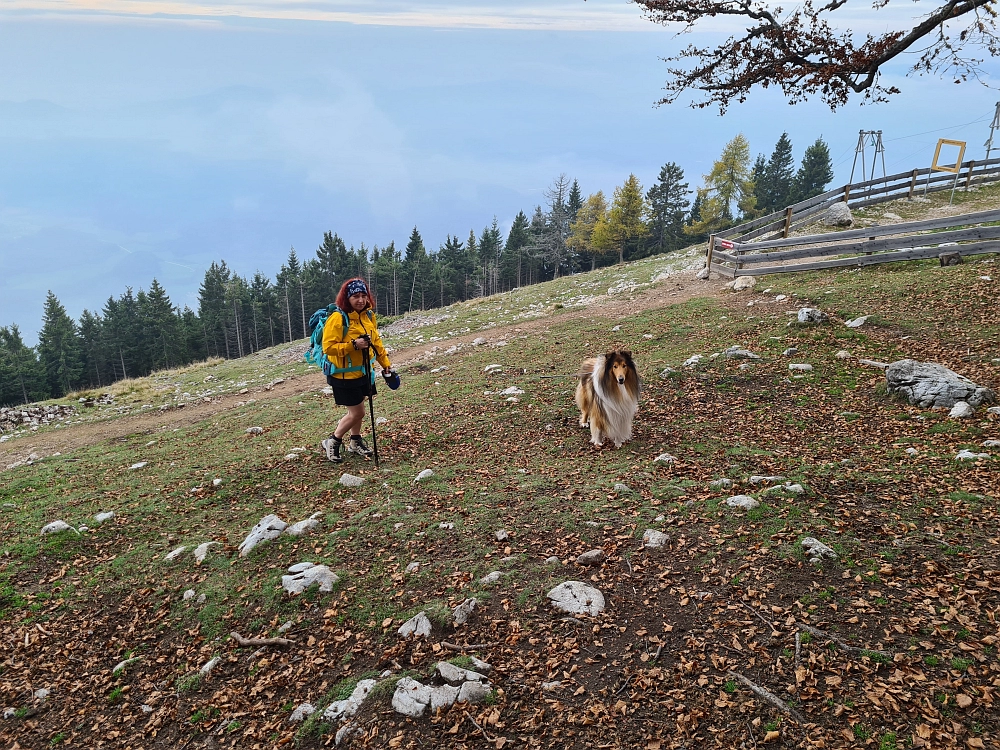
[568,191,612,271]
[685,134,755,236]
[593,174,650,264]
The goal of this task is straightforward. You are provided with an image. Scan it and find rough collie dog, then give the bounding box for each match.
[575,350,640,447]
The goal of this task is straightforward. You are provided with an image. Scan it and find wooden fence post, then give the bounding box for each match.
[706,234,715,272]
[966,160,976,190]
[908,169,918,199]
[782,207,793,238]
[843,185,851,203]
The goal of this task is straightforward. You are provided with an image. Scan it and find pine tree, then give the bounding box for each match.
[761,132,795,212]
[198,261,232,356]
[503,211,531,288]
[37,291,83,397]
[568,191,610,270]
[646,163,691,254]
[403,227,428,311]
[77,309,106,388]
[750,154,768,215]
[0,325,47,405]
[686,133,755,235]
[793,137,835,201]
[567,179,583,223]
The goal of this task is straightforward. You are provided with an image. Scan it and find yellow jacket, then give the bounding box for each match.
[321,308,391,380]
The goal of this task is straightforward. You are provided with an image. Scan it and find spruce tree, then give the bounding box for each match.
[646,163,691,254]
[503,211,531,288]
[762,132,795,211]
[751,154,768,214]
[37,291,83,397]
[793,137,835,201]
[567,179,583,223]
[0,325,47,405]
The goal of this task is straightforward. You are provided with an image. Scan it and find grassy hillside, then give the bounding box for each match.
[0,240,998,749]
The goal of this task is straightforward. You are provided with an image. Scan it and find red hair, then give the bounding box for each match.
[335,277,377,312]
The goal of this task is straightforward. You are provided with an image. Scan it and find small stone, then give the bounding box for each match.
[129,462,147,470]
[710,478,733,489]
[439,522,455,530]
[93,511,115,524]
[801,537,838,561]
[285,512,323,537]
[732,275,757,291]
[956,449,990,461]
[547,581,605,616]
[835,350,851,359]
[392,678,433,718]
[414,469,435,482]
[453,598,478,625]
[797,308,828,324]
[437,661,487,685]
[165,546,188,561]
[480,571,502,585]
[183,589,196,601]
[281,565,339,594]
[375,416,388,426]
[289,703,315,723]
[469,656,492,674]
[238,514,288,556]
[659,367,675,378]
[278,621,293,633]
[749,475,785,484]
[141,705,153,714]
[429,684,461,711]
[725,495,759,510]
[339,474,365,487]
[611,325,622,332]
[653,453,676,464]
[782,483,805,495]
[495,529,510,542]
[541,681,561,692]
[788,363,813,372]
[323,679,376,721]
[3,708,15,719]
[845,315,870,328]
[287,562,315,573]
[212,478,222,487]
[193,542,218,564]
[949,401,975,419]
[544,556,561,566]
[682,354,703,367]
[983,439,1000,448]
[458,681,493,704]
[905,447,919,456]
[405,561,421,573]
[576,549,606,566]
[642,529,670,548]
[398,612,432,638]
[245,426,263,434]
[613,483,632,494]
[41,520,75,535]
[695,266,710,280]
[33,688,49,701]
[782,347,798,356]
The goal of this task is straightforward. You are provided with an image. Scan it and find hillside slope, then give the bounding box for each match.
[0,203,998,750]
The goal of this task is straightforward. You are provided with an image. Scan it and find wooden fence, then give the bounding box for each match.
[707,156,1000,277]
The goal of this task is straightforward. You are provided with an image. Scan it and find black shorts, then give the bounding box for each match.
[327,376,376,406]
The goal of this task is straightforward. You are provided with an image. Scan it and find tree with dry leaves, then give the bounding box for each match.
[633,0,1000,111]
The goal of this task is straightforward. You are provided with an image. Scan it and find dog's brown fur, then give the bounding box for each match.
[575,350,640,447]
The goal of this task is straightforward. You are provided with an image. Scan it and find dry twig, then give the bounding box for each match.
[230,631,295,648]
[797,624,891,658]
[727,671,806,724]
[464,710,495,742]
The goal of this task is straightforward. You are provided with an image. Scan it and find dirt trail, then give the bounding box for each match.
[0,272,724,469]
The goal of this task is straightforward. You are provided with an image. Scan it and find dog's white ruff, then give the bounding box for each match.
[589,354,638,447]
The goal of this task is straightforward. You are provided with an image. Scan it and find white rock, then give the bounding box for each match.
[200,657,220,676]
[956,449,991,461]
[484,364,503,373]
[414,469,435,483]
[212,478,223,487]
[749,475,785,484]
[183,589,196,601]
[284,453,299,461]
[682,354,703,367]
[245,426,263,434]
[859,359,889,369]
[469,656,492,674]
[886,359,995,408]
[654,453,676,464]
[500,386,524,396]
[438,661,487,685]
[193,542,218,564]
[392,677,433,718]
[983,440,1000,448]
[285,512,323,537]
[375,416,388,425]
[33,688,49,701]
[725,346,760,360]
[282,565,339,594]
[141,704,153,714]
[835,350,852,360]
[480,571,502,585]
[129,462,147,470]
[643,529,670,548]
[339,474,365,487]
[472,337,487,346]
[905,447,919,456]
[797,308,828,324]
[845,316,871,328]
[544,556,561,566]
[949,401,975,419]
[405,561,421,573]
[196,593,206,604]
[430,684,461,711]
[495,529,510,542]
[547,581,605,616]
[782,483,805,495]
[801,537,838,561]
[695,266,710,280]
[323,679,376,721]
[822,201,853,227]
[732,276,756,291]
[725,495,759,510]
[238,514,288,557]
[613,483,632,494]
[454,598,478,625]
[165,546,188,561]
[41,520,76,535]
[439,522,455,530]
[788,363,813,372]
[541,681,561,692]
[288,562,316,574]
[398,612,433,638]
[93,511,115,524]
[289,703,315,723]
[458,681,493,704]
[990,407,1000,416]
[611,325,622,332]
[782,347,798,356]
[112,656,142,675]
[335,723,360,746]
[710,478,733,489]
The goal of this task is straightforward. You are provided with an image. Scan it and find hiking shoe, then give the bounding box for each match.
[321,437,343,463]
[347,436,373,457]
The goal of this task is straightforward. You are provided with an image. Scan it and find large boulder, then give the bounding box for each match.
[886,360,996,408]
[822,201,853,227]
[547,581,605,616]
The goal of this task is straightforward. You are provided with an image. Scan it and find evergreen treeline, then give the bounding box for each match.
[0,134,834,406]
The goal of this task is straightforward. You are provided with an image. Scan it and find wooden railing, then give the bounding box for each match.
[707,157,1000,277]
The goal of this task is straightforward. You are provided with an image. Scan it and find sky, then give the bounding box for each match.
[1,0,998,343]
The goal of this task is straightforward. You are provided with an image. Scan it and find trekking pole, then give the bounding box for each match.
[362,345,380,468]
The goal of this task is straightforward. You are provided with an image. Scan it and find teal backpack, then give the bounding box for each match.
[305,305,376,380]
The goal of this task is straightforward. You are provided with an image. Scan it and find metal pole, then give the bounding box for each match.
[363,347,380,467]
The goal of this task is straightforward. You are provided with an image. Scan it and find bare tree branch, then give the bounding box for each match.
[633,0,1000,111]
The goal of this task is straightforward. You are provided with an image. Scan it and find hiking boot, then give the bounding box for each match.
[321,436,343,463]
[347,435,373,457]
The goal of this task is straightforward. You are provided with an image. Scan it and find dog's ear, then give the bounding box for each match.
[620,350,634,364]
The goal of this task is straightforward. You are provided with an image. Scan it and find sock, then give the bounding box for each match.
[350,435,363,441]
[330,435,343,444]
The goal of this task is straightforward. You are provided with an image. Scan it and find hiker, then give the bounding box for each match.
[320,278,395,463]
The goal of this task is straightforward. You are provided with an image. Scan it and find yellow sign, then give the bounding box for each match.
[931,139,967,174]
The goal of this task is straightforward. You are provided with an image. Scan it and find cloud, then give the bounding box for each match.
[4,0,653,31]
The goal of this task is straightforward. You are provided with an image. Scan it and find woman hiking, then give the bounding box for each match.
[320,278,396,463]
